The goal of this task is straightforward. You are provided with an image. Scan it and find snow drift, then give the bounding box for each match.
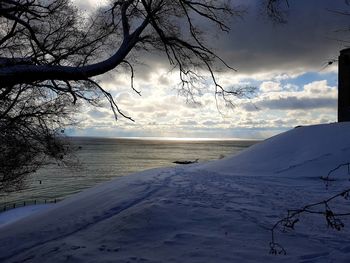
[1,123,350,263]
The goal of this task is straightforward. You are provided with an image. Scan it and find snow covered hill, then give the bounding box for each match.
[1,123,350,262]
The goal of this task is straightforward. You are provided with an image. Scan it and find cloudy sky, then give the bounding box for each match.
[69,0,349,139]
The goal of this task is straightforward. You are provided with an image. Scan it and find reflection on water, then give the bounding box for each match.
[0,137,259,207]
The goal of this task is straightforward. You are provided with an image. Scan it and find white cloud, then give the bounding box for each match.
[283,84,300,92]
[304,80,337,97]
[71,0,108,10]
[260,81,281,93]
[71,74,338,139]
[57,0,347,139]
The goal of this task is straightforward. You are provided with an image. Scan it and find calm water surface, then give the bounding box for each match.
[0,137,258,208]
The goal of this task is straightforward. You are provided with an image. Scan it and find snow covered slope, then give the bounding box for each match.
[1,123,350,263]
[199,123,350,177]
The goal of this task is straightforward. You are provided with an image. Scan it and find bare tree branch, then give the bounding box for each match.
[0,0,255,191]
[270,163,350,255]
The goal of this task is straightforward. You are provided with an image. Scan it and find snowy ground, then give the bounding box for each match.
[0,205,53,229]
[1,123,350,262]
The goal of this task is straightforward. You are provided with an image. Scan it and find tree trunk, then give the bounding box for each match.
[338,48,350,122]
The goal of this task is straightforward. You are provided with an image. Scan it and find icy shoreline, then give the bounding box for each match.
[1,123,350,262]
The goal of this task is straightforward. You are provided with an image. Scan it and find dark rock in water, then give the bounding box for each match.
[173,159,199,165]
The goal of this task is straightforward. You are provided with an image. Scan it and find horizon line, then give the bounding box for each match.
[67,135,262,141]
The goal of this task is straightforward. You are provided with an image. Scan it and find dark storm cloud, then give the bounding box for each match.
[213,0,350,74]
[137,0,350,76]
[258,96,337,110]
[74,1,350,80]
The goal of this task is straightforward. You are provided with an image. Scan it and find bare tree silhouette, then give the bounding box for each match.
[0,0,250,191]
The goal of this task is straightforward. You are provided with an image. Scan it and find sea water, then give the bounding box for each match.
[0,137,258,208]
